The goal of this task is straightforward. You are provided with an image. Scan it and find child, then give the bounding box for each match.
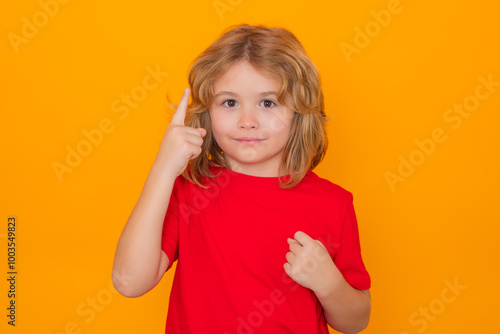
[112,24,371,334]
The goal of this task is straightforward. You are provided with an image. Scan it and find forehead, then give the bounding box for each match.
[213,60,279,94]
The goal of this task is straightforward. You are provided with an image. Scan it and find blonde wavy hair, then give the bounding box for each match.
[167,23,331,189]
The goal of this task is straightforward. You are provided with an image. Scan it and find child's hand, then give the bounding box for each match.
[284,231,344,296]
[153,87,207,178]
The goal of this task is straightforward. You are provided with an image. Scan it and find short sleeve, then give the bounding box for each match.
[333,194,371,290]
[161,176,181,271]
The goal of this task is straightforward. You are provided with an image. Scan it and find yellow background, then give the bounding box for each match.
[1,0,499,333]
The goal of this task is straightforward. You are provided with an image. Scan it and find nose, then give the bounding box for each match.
[238,106,259,129]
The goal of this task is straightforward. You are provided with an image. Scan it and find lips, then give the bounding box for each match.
[234,137,265,145]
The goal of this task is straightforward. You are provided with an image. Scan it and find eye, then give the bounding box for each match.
[222,99,238,108]
[261,99,277,108]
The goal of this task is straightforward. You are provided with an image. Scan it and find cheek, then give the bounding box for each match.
[266,113,293,137]
[210,113,231,139]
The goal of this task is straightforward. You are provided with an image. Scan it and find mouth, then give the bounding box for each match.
[234,138,266,145]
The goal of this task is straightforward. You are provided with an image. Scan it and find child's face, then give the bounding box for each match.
[209,60,295,177]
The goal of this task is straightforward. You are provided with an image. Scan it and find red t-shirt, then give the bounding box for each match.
[161,165,370,333]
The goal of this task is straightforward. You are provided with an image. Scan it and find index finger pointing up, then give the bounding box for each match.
[171,87,190,126]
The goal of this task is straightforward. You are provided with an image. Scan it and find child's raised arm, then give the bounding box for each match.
[112,88,206,298]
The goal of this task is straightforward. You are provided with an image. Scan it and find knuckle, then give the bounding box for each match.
[166,125,177,134]
[178,141,189,152]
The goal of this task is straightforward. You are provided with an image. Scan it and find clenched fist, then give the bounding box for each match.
[284,231,344,296]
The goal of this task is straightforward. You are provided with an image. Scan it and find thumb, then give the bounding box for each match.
[198,128,207,138]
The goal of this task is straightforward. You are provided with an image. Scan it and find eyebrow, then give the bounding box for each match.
[214,91,278,98]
